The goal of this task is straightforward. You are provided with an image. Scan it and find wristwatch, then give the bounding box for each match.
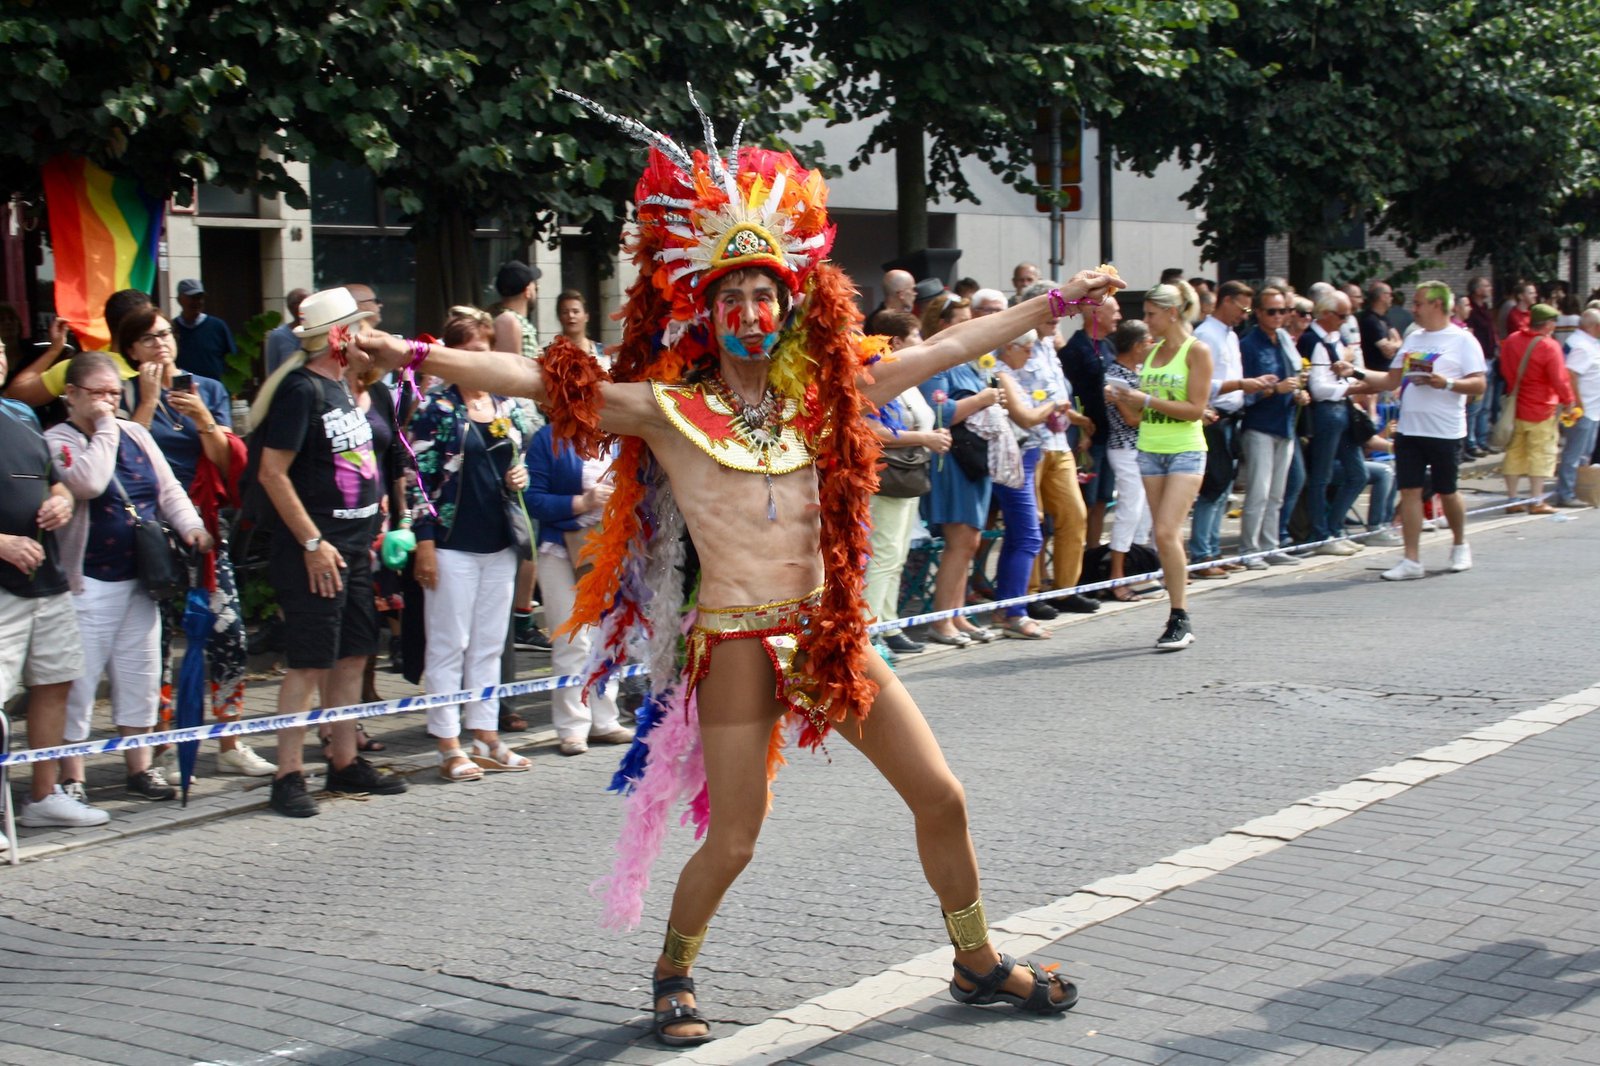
[303,535,322,553]
[1349,368,1368,381]
[1444,378,1456,392]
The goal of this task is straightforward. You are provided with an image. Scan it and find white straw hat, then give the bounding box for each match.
[293,287,375,337]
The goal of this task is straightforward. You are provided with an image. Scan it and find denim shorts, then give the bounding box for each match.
[1137,449,1207,477]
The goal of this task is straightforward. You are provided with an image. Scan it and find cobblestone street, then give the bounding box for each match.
[2,503,1597,1064]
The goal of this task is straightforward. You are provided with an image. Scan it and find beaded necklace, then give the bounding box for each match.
[709,374,787,521]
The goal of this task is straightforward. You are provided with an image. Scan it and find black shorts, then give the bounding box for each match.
[1394,433,1464,495]
[268,533,379,670]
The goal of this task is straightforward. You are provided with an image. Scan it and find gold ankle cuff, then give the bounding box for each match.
[662,924,707,969]
[943,898,988,953]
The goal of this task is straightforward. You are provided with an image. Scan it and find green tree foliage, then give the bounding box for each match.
[0,1,815,268]
[1110,0,1600,276]
[792,0,1226,254]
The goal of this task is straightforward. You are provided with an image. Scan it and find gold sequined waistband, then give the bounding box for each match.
[693,587,823,635]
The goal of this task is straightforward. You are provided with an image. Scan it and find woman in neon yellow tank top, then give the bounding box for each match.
[1106,280,1212,650]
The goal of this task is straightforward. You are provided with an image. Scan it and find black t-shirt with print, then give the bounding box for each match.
[259,368,381,548]
[0,405,68,597]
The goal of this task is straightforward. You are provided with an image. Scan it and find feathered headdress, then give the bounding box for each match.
[558,87,835,349]
[550,88,881,930]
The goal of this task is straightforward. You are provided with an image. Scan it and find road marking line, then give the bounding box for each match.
[676,681,1600,1065]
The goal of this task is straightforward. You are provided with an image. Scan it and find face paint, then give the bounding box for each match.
[715,294,782,360]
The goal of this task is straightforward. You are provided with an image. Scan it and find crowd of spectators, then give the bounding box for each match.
[2,257,1597,831]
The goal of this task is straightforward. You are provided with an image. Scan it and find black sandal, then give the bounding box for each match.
[652,974,713,1047]
[949,953,1079,1014]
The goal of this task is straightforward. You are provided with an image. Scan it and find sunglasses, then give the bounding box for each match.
[1259,308,1289,316]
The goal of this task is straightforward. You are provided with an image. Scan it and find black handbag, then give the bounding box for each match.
[505,488,535,561]
[1347,400,1378,445]
[948,423,989,481]
[876,446,932,498]
[110,473,189,601]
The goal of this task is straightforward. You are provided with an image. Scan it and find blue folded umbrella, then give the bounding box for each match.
[177,588,213,807]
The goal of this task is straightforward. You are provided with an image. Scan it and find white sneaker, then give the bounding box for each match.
[1313,541,1359,557]
[1243,557,1270,570]
[1367,529,1404,547]
[1265,552,1303,566]
[1381,558,1426,582]
[61,779,89,804]
[1449,543,1473,572]
[1339,539,1366,553]
[18,787,110,827]
[216,743,277,777]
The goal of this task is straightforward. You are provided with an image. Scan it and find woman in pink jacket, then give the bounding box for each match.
[45,353,209,812]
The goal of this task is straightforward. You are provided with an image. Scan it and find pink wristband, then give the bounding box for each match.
[405,338,430,373]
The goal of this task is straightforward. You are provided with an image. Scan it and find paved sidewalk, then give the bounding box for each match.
[774,688,1600,1066]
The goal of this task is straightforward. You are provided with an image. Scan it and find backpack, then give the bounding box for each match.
[1080,542,1162,590]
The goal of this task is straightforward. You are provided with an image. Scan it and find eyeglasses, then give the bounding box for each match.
[1259,308,1289,316]
[135,329,174,346]
[70,385,123,399]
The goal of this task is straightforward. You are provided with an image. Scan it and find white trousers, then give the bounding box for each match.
[1107,446,1153,553]
[66,576,160,741]
[424,547,517,739]
[864,494,919,634]
[540,546,623,740]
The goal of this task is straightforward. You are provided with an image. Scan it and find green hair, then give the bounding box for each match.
[1416,280,1453,311]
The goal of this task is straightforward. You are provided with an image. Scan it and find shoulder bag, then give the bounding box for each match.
[110,472,190,601]
[1489,337,1538,452]
[876,445,932,498]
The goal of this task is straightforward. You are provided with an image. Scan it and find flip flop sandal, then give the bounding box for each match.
[653,974,713,1047]
[437,748,484,783]
[1110,588,1145,603]
[356,725,386,752]
[949,953,1079,1015]
[470,739,532,772]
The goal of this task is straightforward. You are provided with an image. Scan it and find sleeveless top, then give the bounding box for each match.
[1137,336,1207,454]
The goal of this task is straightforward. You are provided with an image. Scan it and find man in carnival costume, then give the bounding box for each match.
[358,92,1122,1047]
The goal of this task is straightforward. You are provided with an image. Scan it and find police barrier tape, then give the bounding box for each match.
[0,495,1557,768]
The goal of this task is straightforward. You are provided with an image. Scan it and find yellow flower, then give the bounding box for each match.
[488,416,512,439]
[1032,389,1048,401]
[977,353,997,370]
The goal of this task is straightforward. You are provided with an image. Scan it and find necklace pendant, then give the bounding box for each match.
[765,472,777,522]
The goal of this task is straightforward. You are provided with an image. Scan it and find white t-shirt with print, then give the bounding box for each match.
[1396,325,1487,440]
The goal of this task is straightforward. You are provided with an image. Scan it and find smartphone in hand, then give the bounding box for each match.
[170,372,194,392]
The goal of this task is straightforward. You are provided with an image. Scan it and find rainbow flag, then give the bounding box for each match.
[42,156,163,350]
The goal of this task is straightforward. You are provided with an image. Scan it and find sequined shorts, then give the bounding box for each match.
[685,588,827,727]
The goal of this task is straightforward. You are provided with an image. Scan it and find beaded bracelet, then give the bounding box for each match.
[1047,287,1102,319]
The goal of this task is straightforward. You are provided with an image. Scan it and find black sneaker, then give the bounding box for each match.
[1154,613,1195,651]
[883,632,925,654]
[1060,593,1101,614]
[126,767,177,801]
[325,756,408,796]
[270,771,320,818]
[513,612,553,653]
[1026,601,1060,621]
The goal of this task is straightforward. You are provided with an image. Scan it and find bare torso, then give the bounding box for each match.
[597,380,826,608]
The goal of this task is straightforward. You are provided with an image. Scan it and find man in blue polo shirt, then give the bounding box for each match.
[172,278,236,385]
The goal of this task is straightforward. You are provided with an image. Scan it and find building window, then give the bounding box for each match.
[310,162,522,334]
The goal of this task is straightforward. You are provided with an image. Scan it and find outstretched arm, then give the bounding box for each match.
[860,270,1124,406]
[357,331,547,403]
[354,330,662,437]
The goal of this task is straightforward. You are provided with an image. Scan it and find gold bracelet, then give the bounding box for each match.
[662,924,707,969]
[942,897,989,953]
